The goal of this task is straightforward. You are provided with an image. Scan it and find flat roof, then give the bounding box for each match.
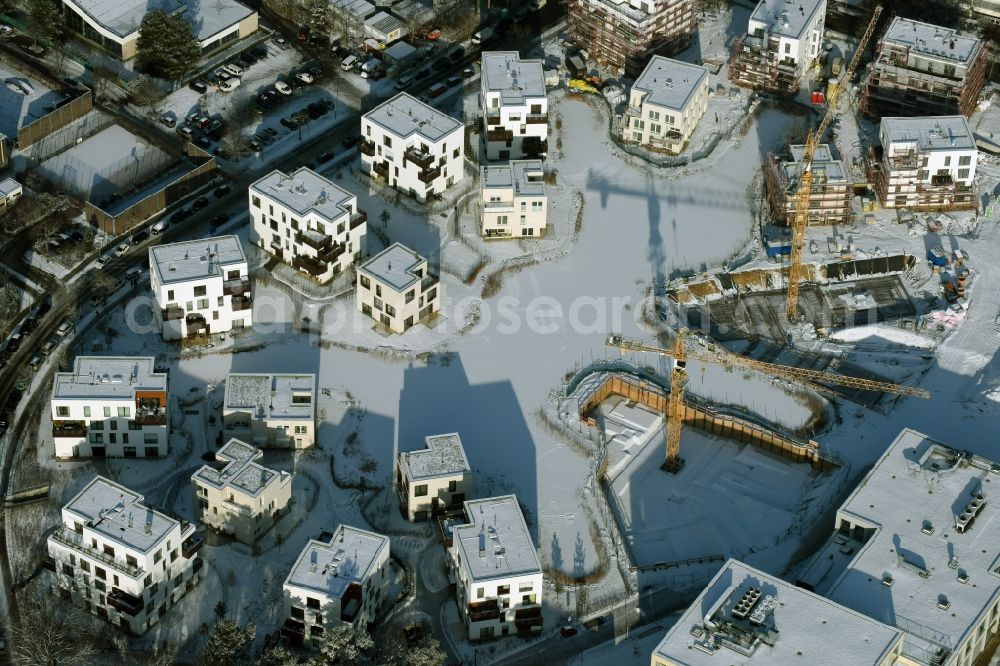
[882,17,981,65]
[0,177,21,198]
[185,0,255,42]
[749,0,825,40]
[363,92,462,143]
[632,55,707,112]
[284,525,389,598]
[251,167,355,223]
[482,52,546,105]
[653,559,903,664]
[364,11,402,33]
[358,242,427,292]
[454,495,540,582]
[53,356,165,400]
[67,0,184,38]
[64,476,180,553]
[384,41,416,60]
[787,143,846,182]
[881,116,975,151]
[224,373,315,421]
[192,438,279,498]
[401,433,471,481]
[482,160,546,197]
[826,429,1000,663]
[331,0,376,20]
[149,235,246,285]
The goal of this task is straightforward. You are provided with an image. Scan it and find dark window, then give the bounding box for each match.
[307,597,320,609]
[291,606,304,619]
[145,446,158,457]
[124,446,136,457]
[414,484,428,497]
[194,285,207,297]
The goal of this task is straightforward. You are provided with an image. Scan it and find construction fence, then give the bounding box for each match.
[18,88,93,149]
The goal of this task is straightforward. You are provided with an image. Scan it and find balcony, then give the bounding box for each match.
[231,295,252,311]
[373,161,389,179]
[485,113,501,125]
[468,599,501,622]
[487,129,514,142]
[340,582,363,624]
[484,200,514,211]
[52,421,87,438]
[350,209,367,230]
[405,148,435,169]
[421,273,439,292]
[358,138,375,156]
[223,277,251,296]
[185,313,208,333]
[133,409,167,426]
[192,556,204,574]
[293,254,329,277]
[43,555,56,572]
[417,167,441,184]
[107,587,144,616]
[182,535,203,558]
[318,241,345,262]
[162,306,184,322]
[526,114,548,124]
[281,618,306,643]
[50,526,145,578]
[295,229,331,252]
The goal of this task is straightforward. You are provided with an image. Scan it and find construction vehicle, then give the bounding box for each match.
[568,78,600,94]
[606,328,929,473]
[785,6,882,320]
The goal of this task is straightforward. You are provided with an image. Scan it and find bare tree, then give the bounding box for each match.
[224,92,258,158]
[7,582,99,666]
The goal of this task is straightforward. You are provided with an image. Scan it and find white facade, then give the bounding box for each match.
[480,161,548,239]
[623,56,709,154]
[481,51,548,161]
[149,235,252,341]
[0,177,22,213]
[250,168,367,283]
[360,92,464,202]
[356,243,440,334]
[192,438,291,544]
[45,476,203,635]
[51,356,168,459]
[396,433,474,521]
[281,525,390,647]
[449,495,543,640]
[746,0,825,69]
[363,11,404,43]
[222,373,317,449]
[879,116,978,209]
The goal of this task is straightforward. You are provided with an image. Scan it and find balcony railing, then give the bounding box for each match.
[162,306,184,322]
[293,254,329,277]
[108,587,144,616]
[182,535,203,558]
[487,129,514,142]
[43,555,56,572]
[373,162,389,178]
[421,274,439,292]
[350,210,367,230]
[468,599,501,622]
[484,201,514,211]
[526,114,548,124]
[417,167,441,184]
[232,295,252,311]
[281,618,306,642]
[50,526,145,578]
[295,230,330,251]
[53,421,87,438]
[223,277,251,296]
[405,148,435,169]
[133,409,167,426]
[485,114,501,125]
[359,139,375,156]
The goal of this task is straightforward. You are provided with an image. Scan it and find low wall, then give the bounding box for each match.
[18,88,93,149]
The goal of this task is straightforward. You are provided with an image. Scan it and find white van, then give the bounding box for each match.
[360,58,381,78]
[151,220,167,235]
[341,55,358,71]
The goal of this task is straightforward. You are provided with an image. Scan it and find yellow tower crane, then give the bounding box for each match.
[606,329,928,472]
[786,6,883,320]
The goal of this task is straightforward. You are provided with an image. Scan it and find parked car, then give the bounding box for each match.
[297,25,310,41]
[296,71,314,85]
[309,34,329,48]
[219,78,241,92]
[160,112,176,128]
[151,220,167,235]
[41,337,58,356]
[114,242,130,256]
[170,207,191,223]
[280,116,298,129]
[426,28,442,40]
[445,75,462,88]
[38,294,53,316]
[318,151,334,163]
[427,82,447,98]
[275,81,292,95]
[447,46,465,63]
[252,45,268,59]
[414,68,431,80]
[189,79,208,94]
[192,197,209,210]
[195,136,212,149]
[96,255,111,268]
[222,63,244,77]
[249,140,262,152]
[319,98,334,109]
[56,318,73,336]
[130,229,149,244]
[309,65,323,78]
[255,132,273,146]
[178,125,194,141]
[196,115,210,128]
[431,59,449,72]
[28,354,42,370]
[210,214,228,229]
[215,184,231,197]
[395,75,412,90]
[274,37,288,49]
[342,135,361,148]
[264,127,279,138]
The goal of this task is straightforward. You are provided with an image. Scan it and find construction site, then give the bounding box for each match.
[764,143,853,225]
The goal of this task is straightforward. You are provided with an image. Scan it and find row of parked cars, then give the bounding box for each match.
[186,44,272,96]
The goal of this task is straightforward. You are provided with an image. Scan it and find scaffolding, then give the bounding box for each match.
[729,35,804,95]
[764,147,854,226]
[865,146,978,211]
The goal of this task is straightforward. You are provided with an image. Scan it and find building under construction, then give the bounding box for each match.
[865,115,979,211]
[860,17,988,118]
[729,0,827,94]
[566,0,695,78]
[765,143,853,226]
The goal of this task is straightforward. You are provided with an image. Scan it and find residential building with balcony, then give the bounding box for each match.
[356,243,440,334]
[566,0,696,77]
[649,559,904,665]
[448,495,543,640]
[44,476,204,635]
[866,116,977,211]
[149,235,251,341]
[481,51,548,161]
[765,143,853,225]
[861,18,987,119]
[480,161,547,239]
[621,55,709,154]
[51,356,168,459]
[729,0,826,94]
[0,177,22,213]
[281,525,390,646]
[249,167,367,283]
[191,438,291,544]
[222,373,316,449]
[796,429,1000,666]
[360,93,464,202]
[396,433,473,522]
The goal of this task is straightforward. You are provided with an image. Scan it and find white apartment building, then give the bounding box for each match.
[650,559,905,665]
[191,438,291,544]
[281,525,390,646]
[222,373,317,449]
[0,177,22,213]
[480,160,548,239]
[622,56,709,154]
[249,167,367,283]
[449,495,543,640]
[356,243,440,334]
[875,116,978,210]
[44,476,204,635]
[396,433,474,522]
[51,356,168,459]
[796,428,1000,666]
[360,92,464,202]
[149,235,252,341]
[481,51,548,161]
[731,0,826,93]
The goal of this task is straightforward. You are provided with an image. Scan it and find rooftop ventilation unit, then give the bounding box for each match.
[955,488,987,533]
[748,594,776,626]
[731,587,762,620]
[882,574,894,587]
